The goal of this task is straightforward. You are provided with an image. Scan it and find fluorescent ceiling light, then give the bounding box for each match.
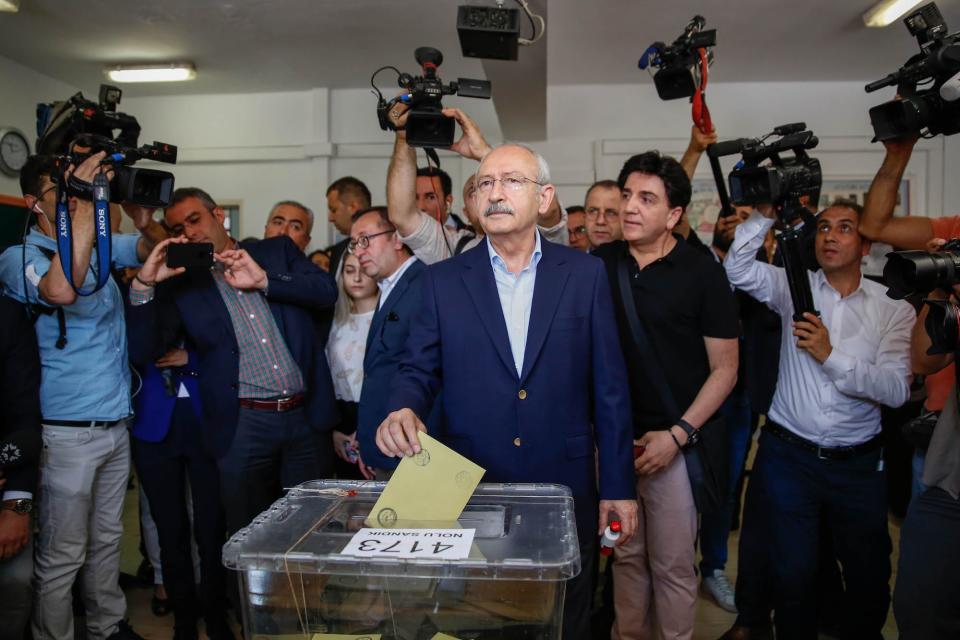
[863,0,925,27]
[106,64,197,83]
[0,0,20,13]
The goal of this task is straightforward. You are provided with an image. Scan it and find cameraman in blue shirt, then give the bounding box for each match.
[0,152,164,640]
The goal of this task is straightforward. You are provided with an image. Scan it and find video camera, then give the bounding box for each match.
[884,239,960,353]
[374,47,491,149]
[708,124,823,320]
[36,84,177,208]
[865,2,960,141]
[638,15,716,101]
[719,123,822,214]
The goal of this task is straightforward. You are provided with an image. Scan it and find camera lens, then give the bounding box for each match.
[924,299,960,354]
[884,249,960,299]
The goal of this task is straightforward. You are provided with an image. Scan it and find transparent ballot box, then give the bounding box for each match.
[222,480,580,640]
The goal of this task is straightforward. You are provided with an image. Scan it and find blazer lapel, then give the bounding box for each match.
[364,260,423,367]
[520,242,570,383]
[187,269,234,337]
[461,244,518,379]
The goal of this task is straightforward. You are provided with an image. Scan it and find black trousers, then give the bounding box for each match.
[894,487,960,640]
[560,500,598,640]
[217,406,333,536]
[131,398,230,632]
[745,430,891,640]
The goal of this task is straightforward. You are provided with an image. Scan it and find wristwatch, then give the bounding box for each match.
[1,499,33,515]
[673,419,700,448]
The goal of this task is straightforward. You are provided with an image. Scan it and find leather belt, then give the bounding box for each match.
[43,419,123,428]
[238,393,305,413]
[765,420,882,461]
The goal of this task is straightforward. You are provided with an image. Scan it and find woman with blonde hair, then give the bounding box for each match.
[325,252,379,479]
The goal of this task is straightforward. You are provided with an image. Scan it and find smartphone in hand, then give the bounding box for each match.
[166,242,214,269]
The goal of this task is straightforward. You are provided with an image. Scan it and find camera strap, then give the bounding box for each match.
[55,170,112,296]
[616,253,681,421]
[692,48,713,134]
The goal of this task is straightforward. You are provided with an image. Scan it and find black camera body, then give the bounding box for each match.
[638,15,716,100]
[725,125,822,213]
[375,47,491,149]
[884,238,960,354]
[865,2,960,141]
[36,84,177,208]
[710,124,823,321]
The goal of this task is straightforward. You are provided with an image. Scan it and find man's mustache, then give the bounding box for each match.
[484,202,514,217]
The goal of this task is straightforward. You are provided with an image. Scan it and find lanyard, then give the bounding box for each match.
[55,171,112,296]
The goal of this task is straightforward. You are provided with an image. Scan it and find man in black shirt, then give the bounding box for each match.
[594,151,739,640]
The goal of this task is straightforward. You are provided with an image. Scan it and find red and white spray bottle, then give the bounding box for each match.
[599,520,621,556]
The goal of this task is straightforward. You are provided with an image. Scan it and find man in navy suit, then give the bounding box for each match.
[128,188,339,535]
[347,207,430,478]
[376,143,638,639]
[126,335,231,640]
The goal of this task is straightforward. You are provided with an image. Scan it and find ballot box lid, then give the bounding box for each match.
[222,481,581,581]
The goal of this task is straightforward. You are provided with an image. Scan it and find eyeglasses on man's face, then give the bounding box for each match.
[474,173,543,195]
[348,228,395,253]
[568,225,587,236]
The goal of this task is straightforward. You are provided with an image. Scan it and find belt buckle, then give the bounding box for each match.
[276,396,293,413]
[816,446,828,461]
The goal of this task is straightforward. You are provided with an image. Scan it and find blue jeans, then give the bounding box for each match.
[699,390,752,574]
[754,430,891,640]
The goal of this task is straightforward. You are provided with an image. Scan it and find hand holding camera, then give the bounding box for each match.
[133,236,190,289]
[443,107,492,161]
[62,151,110,218]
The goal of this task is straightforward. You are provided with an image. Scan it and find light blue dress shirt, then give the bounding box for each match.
[486,232,543,376]
[0,228,141,421]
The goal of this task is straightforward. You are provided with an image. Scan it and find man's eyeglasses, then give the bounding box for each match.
[475,174,543,194]
[569,225,587,236]
[348,228,395,253]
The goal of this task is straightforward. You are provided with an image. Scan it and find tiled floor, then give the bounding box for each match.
[119,470,901,640]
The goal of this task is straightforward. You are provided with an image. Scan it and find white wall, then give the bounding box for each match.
[0,56,77,195]
[3,53,957,253]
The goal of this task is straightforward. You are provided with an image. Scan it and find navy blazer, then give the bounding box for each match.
[356,259,431,471]
[127,236,339,458]
[386,238,635,528]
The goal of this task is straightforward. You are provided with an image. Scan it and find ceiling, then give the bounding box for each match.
[0,0,958,98]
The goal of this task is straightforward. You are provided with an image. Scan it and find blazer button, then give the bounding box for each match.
[513,437,521,447]
[518,389,527,400]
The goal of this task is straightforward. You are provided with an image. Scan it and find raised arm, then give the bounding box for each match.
[859,136,933,250]
[385,106,423,237]
[680,125,718,180]
[38,152,109,305]
[723,211,790,314]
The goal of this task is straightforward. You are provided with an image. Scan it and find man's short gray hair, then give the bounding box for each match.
[480,143,552,188]
[269,200,314,233]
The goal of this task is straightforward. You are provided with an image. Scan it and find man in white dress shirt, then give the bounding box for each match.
[723,200,914,639]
